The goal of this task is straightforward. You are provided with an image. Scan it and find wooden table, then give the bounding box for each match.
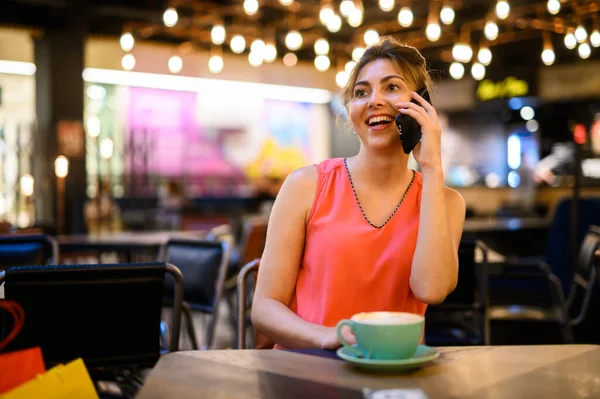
[136,345,600,398]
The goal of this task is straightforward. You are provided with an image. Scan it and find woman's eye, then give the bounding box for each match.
[354,89,367,97]
[387,83,399,91]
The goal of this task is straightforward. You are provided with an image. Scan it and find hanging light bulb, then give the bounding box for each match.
[484,21,499,40]
[283,52,297,67]
[340,0,355,17]
[352,47,365,62]
[251,39,265,56]
[547,0,560,15]
[426,23,441,41]
[364,30,379,46]
[345,60,356,74]
[440,5,455,25]
[541,48,555,65]
[495,1,510,20]
[244,0,259,15]
[348,9,363,27]
[264,44,277,62]
[591,30,600,47]
[120,33,134,52]
[314,55,331,71]
[449,62,464,79]
[336,70,349,88]
[320,5,334,25]
[564,30,577,49]
[211,25,226,45]
[248,51,263,67]
[168,56,183,74]
[208,55,224,73]
[379,0,395,12]
[452,43,473,63]
[279,0,294,5]
[478,47,492,65]
[578,42,591,59]
[327,14,342,32]
[163,7,178,27]
[314,39,330,55]
[285,31,303,50]
[398,7,413,27]
[230,35,246,54]
[471,62,486,80]
[121,54,135,71]
[575,25,587,43]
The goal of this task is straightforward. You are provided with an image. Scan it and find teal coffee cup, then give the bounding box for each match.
[336,312,424,360]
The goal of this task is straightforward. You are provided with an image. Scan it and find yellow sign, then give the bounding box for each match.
[476,76,529,101]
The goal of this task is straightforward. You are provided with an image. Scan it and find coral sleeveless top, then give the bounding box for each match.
[290,158,426,328]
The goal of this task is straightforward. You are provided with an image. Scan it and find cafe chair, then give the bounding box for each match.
[488,225,600,343]
[0,262,184,369]
[237,259,259,349]
[0,234,58,270]
[425,237,491,346]
[159,238,230,350]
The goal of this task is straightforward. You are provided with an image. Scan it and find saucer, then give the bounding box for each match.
[336,345,439,373]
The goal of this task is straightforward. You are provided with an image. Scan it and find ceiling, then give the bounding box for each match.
[1,0,599,74]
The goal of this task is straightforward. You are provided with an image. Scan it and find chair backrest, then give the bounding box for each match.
[574,225,600,283]
[160,239,229,313]
[237,259,259,349]
[238,216,268,266]
[0,234,58,270]
[0,262,183,368]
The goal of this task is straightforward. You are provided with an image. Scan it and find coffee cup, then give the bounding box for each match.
[336,311,424,360]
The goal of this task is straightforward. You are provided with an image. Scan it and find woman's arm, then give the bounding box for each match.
[410,169,465,304]
[251,166,343,349]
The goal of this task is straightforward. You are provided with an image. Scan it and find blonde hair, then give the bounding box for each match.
[341,36,433,112]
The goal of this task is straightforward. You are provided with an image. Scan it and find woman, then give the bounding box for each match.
[252,36,465,350]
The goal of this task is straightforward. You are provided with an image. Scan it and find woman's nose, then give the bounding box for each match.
[367,90,384,108]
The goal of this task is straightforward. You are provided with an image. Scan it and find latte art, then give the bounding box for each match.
[352,312,423,325]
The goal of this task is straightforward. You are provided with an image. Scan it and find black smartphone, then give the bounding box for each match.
[395,87,431,154]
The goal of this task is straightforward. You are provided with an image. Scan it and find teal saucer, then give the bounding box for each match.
[336,344,439,373]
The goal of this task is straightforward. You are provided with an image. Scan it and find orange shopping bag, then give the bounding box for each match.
[0,301,45,395]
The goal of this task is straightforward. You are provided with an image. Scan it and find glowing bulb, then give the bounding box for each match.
[55,156,69,178]
[87,116,101,138]
[449,62,464,79]
[578,42,591,59]
[478,47,492,65]
[20,174,34,197]
[398,7,413,27]
[168,56,182,74]
[327,14,342,32]
[379,0,395,12]
[163,7,178,27]
[279,0,294,5]
[352,47,365,62]
[121,54,135,71]
[340,0,355,17]
[452,43,473,63]
[471,62,485,80]
[285,31,303,50]
[564,32,577,49]
[336,71,349,88]
[264,44,277,62]
[314,39,330,55]
[120,33,134,52]
[547,0,560,15]
[348,9,363,27]
[251,39,265,55]
[345,60,356,74]
[426,23,441,41]
[314,55,330,71]
[440,6,455,25]
[211,25,226,45]
[484,21,499,40]
[320,6,334,25]
[591,30,600,47]
[230,35,246,54]
[575,25,587,43]
[248,51,263,67]
[541,48,555,65]
[364,30,379,46]
[496,1,510,20]
[100,139,113,160]
[208,55,224,73]
[244,0,259,15]
[283,52,297,67]
[520,106,535,121]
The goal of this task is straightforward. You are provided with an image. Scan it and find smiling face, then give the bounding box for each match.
[349,58,417,151]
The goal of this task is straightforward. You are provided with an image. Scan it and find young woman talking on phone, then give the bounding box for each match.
[252,36,465,349]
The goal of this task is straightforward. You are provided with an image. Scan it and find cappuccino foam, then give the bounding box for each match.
[352,312,423,325]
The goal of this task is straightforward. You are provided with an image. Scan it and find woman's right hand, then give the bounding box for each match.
[319,325,356,349]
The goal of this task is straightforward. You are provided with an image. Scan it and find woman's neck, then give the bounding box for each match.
[348,147,413,190]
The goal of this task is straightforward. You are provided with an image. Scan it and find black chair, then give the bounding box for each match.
[0,234,58,270]
[488,225,600,343]
[0,262,184,369]
[425,237,490,346]
[159,238,230,350]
